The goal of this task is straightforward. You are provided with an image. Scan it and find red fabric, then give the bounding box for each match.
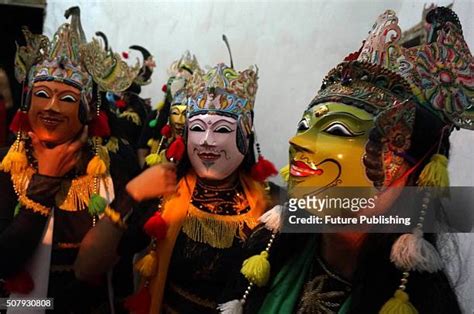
[123,286,151,314]
[0,100,6,146]
[4,270,34,294]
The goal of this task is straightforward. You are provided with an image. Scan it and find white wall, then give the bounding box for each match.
[44,0,473,311]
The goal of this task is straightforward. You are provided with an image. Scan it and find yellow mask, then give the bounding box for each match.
[289,102,375,198]
[169,104,186,137]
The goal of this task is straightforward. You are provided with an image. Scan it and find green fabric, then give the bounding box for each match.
[338,295,352,314]
[258,236,317,314]
[14,202,21,217]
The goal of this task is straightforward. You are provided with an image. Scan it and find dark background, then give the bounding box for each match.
[0,3,44,146]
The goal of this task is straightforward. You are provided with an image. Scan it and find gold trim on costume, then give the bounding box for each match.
[55,174,94,211]
[18,194,50,216]
[181,203,259,249]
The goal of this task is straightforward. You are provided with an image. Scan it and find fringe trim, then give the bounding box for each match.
[120,110,142,125]
[182,204,259,249]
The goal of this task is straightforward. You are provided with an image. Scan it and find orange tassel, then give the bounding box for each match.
[251,156,278,182]
[124,286,151,314]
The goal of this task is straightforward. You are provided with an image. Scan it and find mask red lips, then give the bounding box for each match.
[38,112,65,129]
[290,160,324,177]
[197,151,221,161]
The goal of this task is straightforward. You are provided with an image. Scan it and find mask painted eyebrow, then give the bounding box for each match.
[189,119,207,132]
[60,94,78,102]
[34,89,50,98]
[214,125,234,133]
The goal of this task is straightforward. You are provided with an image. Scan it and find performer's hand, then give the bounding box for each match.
[29,126,88,177]
[126,162,177,202]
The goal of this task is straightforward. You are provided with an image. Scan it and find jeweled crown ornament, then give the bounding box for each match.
[358,8,474,129]
[186,63,258,136]
[168,50,201,78]
[15,6,140,109]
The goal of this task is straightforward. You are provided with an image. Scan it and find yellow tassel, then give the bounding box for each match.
[104,206,125,228]
[145,153,162,166]
[0,141,28,173]
[147,138,157,148]
[241,251,270,287]
[135,251,157,277]
[279,164,290,182]
[379,289,418,314]
[87,155,107,175]
[156,100,165,111]
[105,137,119,153]
[417,154,449,187]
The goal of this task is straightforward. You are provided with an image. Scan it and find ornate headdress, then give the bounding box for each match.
[186,63,258,136]
[14,9,139,112]
[129,45,155,87]
[358,8,474,130]
[168,50,200,78]
[313,61,417,189]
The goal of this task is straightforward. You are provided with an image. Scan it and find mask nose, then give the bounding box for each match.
[200,129,216,146]
[43,94,61,112]
[289,133,316,154]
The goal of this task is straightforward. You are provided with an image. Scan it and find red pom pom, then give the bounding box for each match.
[251,156,278,182]
[162,84,167,93]
[9,110,31,133]
[88,111,111,138]
[122,51,129,59]
[124,286,151,314]
[165,136,185,162]
[115,99,126,108]
[4,270,34,294]
[143,212,168,239]
[160,124,172,138]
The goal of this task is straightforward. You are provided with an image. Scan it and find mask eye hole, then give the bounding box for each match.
[214,125,232,133]
[34,90,50,98]
[323,123,355,137]
[189,124,205,132]
[60,95,77,103]
[297,118,309,132]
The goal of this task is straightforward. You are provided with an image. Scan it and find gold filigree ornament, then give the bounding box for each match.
[80,37,141,93]
[14,27,50,84]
